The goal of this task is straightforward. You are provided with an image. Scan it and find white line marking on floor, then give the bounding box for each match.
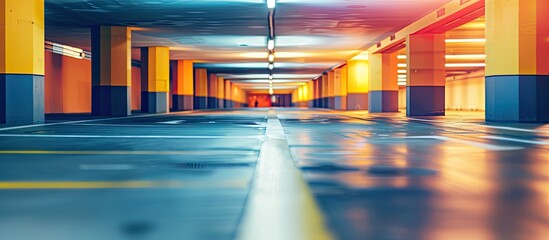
[0,134,265,140]
[0,112,190,132]
[79,164,135,170]
[404,136,523,151]
[408,117,549,134]
[480,136,549,145]
[159,120,187,124]
[238,111,332,240]
[68,123,160,127]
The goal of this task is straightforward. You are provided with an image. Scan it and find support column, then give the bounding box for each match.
[327,71,335,109]
[1,0,45,124]
[141,47,169,113]
[171,60,194,111]
[406,33,445,116]
[194,68,208,109]
[313,78,320,108]
[369,52,399,112]
[334,66,348,110]
[91,26,131,116]
[321,73,328,108]
[485,0,549,122]
[347,60,369,110]
[307,81,315,108]
[217,76,225,109]
[224,80,232,108]
[208,73,218,109]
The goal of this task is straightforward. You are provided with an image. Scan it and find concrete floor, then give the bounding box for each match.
[0,108,548,240]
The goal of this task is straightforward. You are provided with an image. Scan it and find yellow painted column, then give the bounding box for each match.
[194,68,208,109]
[346,60,369,110]
[224,79,232,108]
[217,76,225,109]
[334,66,348,110]
[406,33,445,116]
[485,0,549,122]
[1,0,45,124]
[327,71,335,109]
[91,26,131,116]
[141,47,169,113]
[208,73,218,109]
[369,52,399,112]
[171,60,193,111]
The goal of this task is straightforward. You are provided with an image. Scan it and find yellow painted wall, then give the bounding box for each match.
[398,73,486,111]
[347,60,369,93]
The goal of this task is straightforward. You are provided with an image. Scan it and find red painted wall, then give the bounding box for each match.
[248,94,272,107]
[131,66,141,111]
[45,51,91,113]
[45,51,143,113]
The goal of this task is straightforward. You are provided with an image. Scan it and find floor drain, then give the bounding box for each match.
[300,163,359,172]
[173,162,255,170]
[121,221,154,237]
[367,166,438,176]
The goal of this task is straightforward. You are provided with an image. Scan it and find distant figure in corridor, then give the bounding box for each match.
[254,99,259,108]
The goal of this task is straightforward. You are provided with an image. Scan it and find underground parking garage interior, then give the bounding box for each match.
[0,0,548,239]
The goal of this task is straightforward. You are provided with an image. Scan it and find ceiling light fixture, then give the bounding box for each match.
[267,39,275,51]
[267,0,276,9]
[269,63,274,70]
[269,74,273,80]
[268,53,275,62]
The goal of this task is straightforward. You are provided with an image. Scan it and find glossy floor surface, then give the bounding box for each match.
[1,108,548,240]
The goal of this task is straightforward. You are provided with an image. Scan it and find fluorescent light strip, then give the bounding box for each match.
[397,63,486,68]
[397,70,407,74]
[446,63,486,67]
[446,38,486,43]
[398,54,486,60]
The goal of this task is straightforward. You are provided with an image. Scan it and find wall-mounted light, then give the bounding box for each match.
[267,39,275,51]
[268,53,275,63]
[269,63,274,70]
[269,74,273,80]
[269,88,274,95]
[267,0,276,9]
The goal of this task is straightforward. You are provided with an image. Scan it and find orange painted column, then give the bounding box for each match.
[171,60,193,111]
[194,68,208,109]
[321,73,329,108]
[346,60,369,110]
[91,26,131,116]
[208,73,218,108]
[224,79,232,108]
[369,52,399,112]
[334,66,348,110]
[406,33,445,116]
[140,46,169,113]
[485,0,549,122]
[0,0,45,124]
[313,77,321,108]
[217,76,225,109]
[307,80,315,108]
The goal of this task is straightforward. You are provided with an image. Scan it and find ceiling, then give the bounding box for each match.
[45,0,455,91]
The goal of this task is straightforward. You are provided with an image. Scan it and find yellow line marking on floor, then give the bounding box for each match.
[0,150,257,155]
[237,112,333,240]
